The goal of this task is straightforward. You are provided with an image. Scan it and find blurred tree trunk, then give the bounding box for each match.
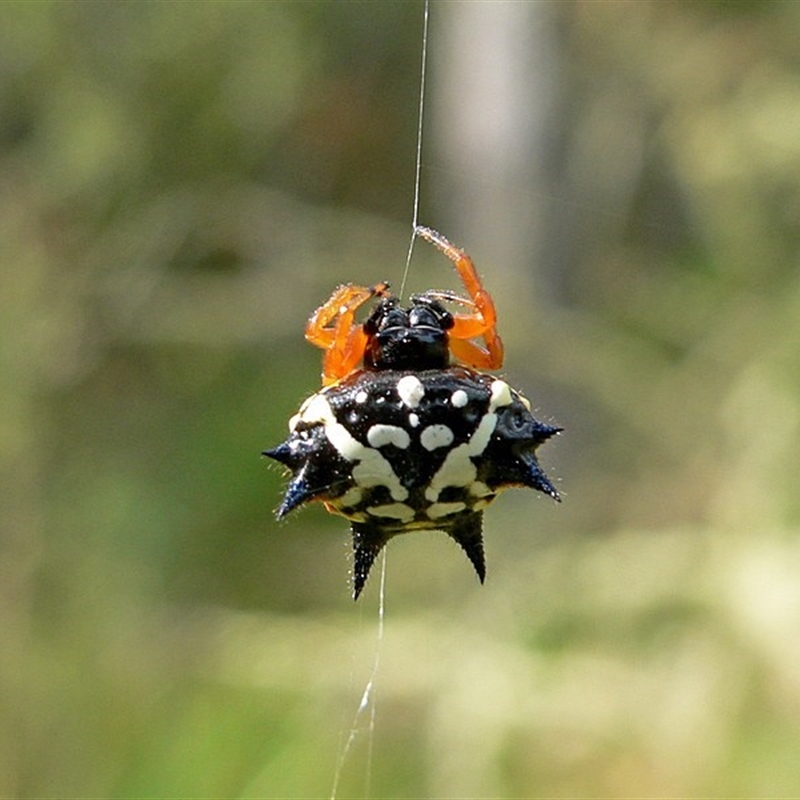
[430,0,559,313]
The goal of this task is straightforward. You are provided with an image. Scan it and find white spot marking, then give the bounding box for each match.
[367,503,415,522]
[290,390,327,431]
[300,393,409,501]
[355,390,369,404]
[426,501,467,519]
[339,487,363,507]
[352,455,408,501]
[397,375,425,408]
[297,392,332,425]
[367,424,411,449]
[518,393,531,411]
[408,412,420,428]
[425,459,475,503]
[469,481,493,497]
[450,389,468,408]
[489,379,513,410]
[425,412,498,502]
[471,498,493,511]
[329,507,368,523]
[420,424,455,451]
[325,418,370,462]
[327,504,368,523]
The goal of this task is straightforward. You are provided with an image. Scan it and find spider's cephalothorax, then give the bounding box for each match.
[265,227,561,599]
[363,295,453,371]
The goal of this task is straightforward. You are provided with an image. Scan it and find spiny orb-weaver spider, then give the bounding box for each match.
[265,226,561,599]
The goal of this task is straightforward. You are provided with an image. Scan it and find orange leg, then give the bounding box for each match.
[306,283,389,384]
[415,226,504,369]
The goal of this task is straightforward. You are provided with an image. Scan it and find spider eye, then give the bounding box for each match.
[408,306,436,328]
[379,308,410,331]
[409,300,453,330]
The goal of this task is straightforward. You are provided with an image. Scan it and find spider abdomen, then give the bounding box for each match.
[266,366,560,597]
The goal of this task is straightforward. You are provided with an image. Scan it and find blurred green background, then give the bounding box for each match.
[2,1,800,797]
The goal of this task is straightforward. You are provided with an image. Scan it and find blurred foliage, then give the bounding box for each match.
[2,1,800,797]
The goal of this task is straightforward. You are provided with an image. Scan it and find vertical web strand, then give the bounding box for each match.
[363,551,386,798]
[330,4,429,796]
[329,551,387,800]
[399,0,430,300]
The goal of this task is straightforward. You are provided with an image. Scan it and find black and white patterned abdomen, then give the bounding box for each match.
[267,366,560,597]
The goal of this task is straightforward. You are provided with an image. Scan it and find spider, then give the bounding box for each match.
[265,226,561,599]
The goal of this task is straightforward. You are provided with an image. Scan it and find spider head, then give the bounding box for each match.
[363,294,454,371]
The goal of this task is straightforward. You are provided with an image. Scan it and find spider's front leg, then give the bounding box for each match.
[305,282,389,385]
[415,226,504,370]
